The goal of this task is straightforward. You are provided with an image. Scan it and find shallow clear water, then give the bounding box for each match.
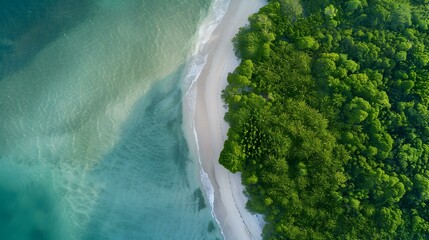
[0,0,223,239]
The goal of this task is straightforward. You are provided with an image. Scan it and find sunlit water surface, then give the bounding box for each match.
[0,0,223,239]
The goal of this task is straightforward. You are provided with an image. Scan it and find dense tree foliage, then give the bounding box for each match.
[220,0,429,238]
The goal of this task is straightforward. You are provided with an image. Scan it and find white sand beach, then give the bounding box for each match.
[187,0,266,239]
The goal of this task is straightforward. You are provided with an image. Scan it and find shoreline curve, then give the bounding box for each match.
[183,0,266,239]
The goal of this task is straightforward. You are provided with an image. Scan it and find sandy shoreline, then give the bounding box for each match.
[187,0,266,239]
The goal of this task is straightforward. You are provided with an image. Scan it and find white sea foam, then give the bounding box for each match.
[0,0,228,239]
[181,0,231,238]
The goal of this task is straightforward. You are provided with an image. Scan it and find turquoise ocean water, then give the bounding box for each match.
[0,0,226,239]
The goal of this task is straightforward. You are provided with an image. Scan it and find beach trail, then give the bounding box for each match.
[191,0,266,239]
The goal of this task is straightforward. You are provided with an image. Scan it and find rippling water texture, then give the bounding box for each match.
[0,0,223,239]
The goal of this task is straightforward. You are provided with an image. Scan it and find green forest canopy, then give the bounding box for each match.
[220,0,429,239]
